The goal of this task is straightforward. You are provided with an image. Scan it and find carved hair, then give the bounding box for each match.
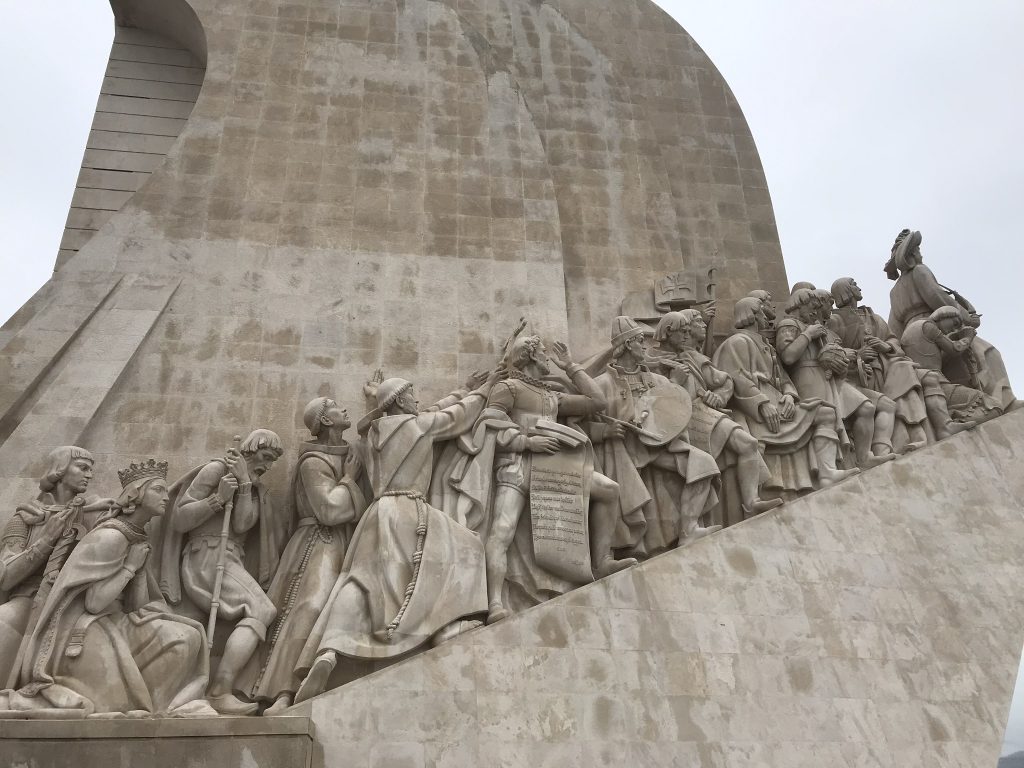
[303,397,333,437]
[39,446,94,493]
[240,429,283,458]
[508,335,543,371]
[784,288,816,315]
[654,309,703,342]
[812,288,834,309]
[930,306,962,325]
[830,277,857,307]
[733,297,763,329]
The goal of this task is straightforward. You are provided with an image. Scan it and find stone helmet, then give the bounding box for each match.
[377,378,413,410]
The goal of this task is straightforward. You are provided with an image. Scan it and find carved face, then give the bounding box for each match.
[530,343,551,375]
[140,479,170,518]
[61,458,94,495]
[245,448,280,478]
[935,315,962,335]
[759,296,776,321]
[751,302,769,331]
[323,400,351,430]
[623,332,647,359]
[849,280,863,303]
[396,388,419,415]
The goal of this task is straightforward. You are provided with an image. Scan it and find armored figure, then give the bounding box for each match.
[589,317,722,552]
[245,398,369,716]
[713,297,858,494]
[652,310,782,527]
[157,430,285,715]
[1,447,112,688]
[0,460,212,718]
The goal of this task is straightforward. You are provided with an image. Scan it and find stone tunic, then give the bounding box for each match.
[590,364,719,555]
[713,329,838,493]
[830,305,928,427]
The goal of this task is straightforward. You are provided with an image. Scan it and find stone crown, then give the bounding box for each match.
[117,459,168,488]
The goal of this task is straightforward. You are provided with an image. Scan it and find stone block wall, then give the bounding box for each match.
[0,0,787,525]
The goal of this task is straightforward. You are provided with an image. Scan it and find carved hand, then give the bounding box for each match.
[605,422,627,440]
[702,391,725,410]
[226,448,251,484]
[527,435,561,454]
[778,394,796,421]
[343,451,363,482]
[217,473,239,504]
[860,347,878,363]
[464,369,490,390]
[363,368,385,399]
[40,506,76,543]
[703,304,717,320]
[759,402,781,433]
[123,543,151,573]
[804,324,827,341]
[549,341,573,370]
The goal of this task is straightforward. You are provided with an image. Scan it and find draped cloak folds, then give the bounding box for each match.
[154,458,288,608]
[889,262,1015,410]
[1,494,113,689]
[242,443,368,703]
[713,329,838,494]
[297,392,489,664]
[589,365,720,556]
[0,520,210,717]
[829,305,929,433]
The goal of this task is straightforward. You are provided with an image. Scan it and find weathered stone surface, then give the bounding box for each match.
[0,716,315,768]
[284,410,1024,767]
[0,0,787,532]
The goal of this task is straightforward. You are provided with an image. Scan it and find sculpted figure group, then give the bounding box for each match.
[0,229,1015,718]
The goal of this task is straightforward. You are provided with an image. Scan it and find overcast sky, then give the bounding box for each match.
[0,0,1021,754]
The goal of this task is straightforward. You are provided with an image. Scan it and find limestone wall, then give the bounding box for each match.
[0,0,787,524]
[289,411,1024,767]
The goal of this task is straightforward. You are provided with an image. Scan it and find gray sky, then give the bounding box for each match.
[0,0,1021,754]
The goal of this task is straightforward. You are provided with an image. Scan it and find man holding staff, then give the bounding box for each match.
[157,429,285,715]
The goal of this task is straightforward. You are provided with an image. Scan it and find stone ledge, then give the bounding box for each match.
[0,714,313,739]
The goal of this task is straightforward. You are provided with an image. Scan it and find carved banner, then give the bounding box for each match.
[530,445,593,584]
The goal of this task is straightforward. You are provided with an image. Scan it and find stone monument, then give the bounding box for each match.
[1,1,1022,767]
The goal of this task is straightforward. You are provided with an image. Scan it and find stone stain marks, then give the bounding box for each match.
[724,545,758,577]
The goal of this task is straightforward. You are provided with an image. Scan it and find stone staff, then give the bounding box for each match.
[206,435,241,649]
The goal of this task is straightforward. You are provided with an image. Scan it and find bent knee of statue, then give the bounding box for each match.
[589,471,619,499]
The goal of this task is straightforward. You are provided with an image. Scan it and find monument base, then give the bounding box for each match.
[0,715,315,768]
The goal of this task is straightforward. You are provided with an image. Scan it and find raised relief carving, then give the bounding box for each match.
[587,317,722,555]
[156,431,285,715]
[887,229,1018,411]
[293,372,499,704]
[0,460,213,718]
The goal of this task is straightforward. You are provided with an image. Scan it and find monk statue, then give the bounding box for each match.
[886,229,1017,411]
[587,316,723,553]
[652,309,782,527]
[0,460,212,718]
[776,288,897,469]
[829,277,973,448]
[713,297,858,495]
[293,371,500,704]
[156,430,286,715]
[243,398,369,716]
[1,447,113,689]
